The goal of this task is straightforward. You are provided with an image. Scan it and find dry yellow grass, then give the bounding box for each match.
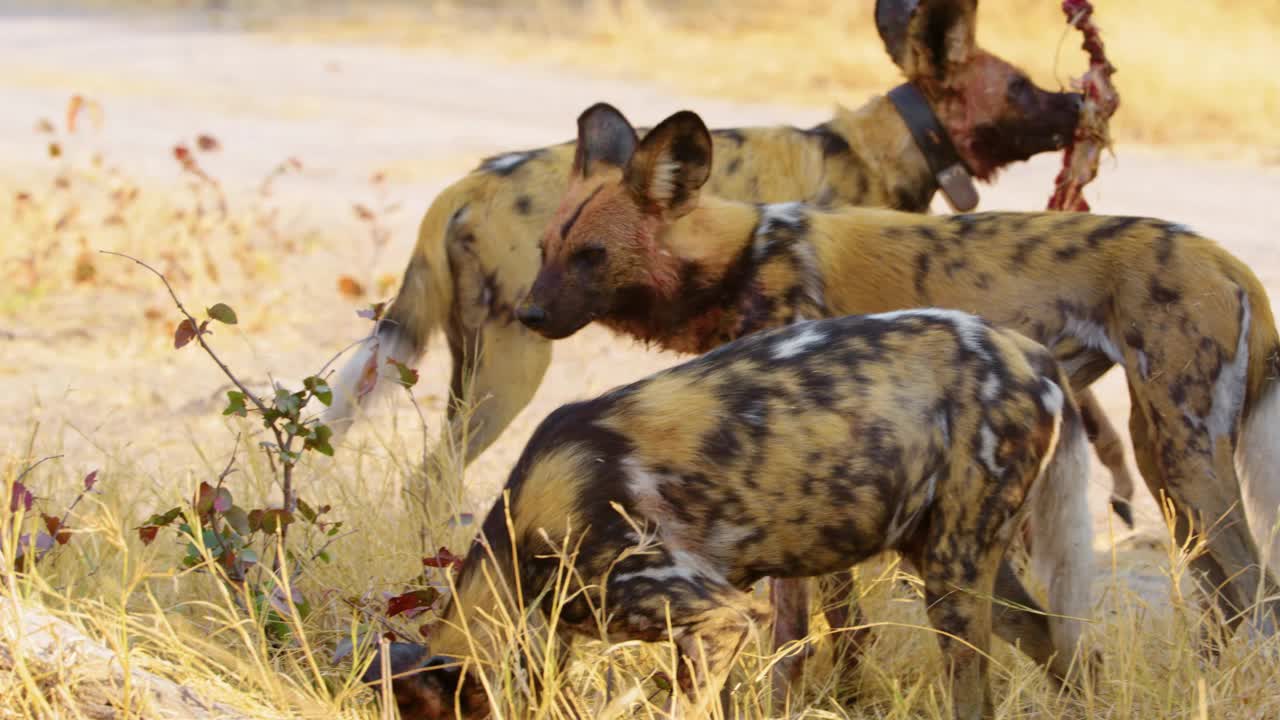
[4,5,1280,718]
[258,0,1280,162]
[4,153,1280,717]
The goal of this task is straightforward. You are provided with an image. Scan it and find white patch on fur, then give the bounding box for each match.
[1061,315,1124,366]
[1025,407,1093,678]
[484,152,529,173]
[1136,350,1151,380]
[789,240,826,312]
[878,308,990,359]
[981,372,1002,402]
[1040,378,1065,417]
[978,423,1002,476]
[623,456,668,511]
[883,472,938,549]
[649,160,681,203]
[1208,294,1251,441]
[1167,223,1194,235]
[752,202,806,260]
[772,323,826,360]
[935,409,951,448]
[1237,363,1280,580]
[614,563,701,586]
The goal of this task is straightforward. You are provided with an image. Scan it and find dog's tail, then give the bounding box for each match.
[321,186,464,435]
[1027,372,1094,679]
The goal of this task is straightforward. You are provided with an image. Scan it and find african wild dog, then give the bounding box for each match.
[321,0,1139,526]
[363,312,1094,720]
[517,102,1280,646]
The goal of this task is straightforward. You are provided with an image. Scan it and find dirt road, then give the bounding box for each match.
[3,13,1279,560]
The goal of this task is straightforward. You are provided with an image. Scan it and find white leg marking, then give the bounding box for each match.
[978,423,1003,476]
[1236,373,1280,578]
[1208,294,1251,441]
[1061,314,1125,366]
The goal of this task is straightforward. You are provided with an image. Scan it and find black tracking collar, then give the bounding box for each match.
[887,83,979,212]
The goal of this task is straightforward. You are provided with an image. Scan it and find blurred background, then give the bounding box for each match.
[2,2,1279,717]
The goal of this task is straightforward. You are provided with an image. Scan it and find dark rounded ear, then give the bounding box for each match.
[624,110,713,218]
[361,641,430,685]
[876,0,977,79]
[573,102,639,176]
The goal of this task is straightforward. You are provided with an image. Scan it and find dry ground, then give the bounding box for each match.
[2,7,1280,719]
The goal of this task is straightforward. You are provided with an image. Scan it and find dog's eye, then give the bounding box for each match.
[1007,75,1032,101]
[572,245,607,267]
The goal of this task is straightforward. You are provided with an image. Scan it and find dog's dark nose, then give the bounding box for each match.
[517,303,547,329]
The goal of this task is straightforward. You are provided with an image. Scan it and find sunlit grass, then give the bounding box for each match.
[248,0,1280,162]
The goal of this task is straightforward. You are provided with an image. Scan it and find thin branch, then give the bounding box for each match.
[14,455,63,485]
[215,433,242,487]
[98,250,269,415]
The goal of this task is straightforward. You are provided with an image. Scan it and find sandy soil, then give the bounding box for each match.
[3,13,1280,607]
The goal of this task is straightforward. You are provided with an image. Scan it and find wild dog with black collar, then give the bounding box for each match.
[322,0,1139,529]
[517,103,1280,643]
[366,311,1093,720]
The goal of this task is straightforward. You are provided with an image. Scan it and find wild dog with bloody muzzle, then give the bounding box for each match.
[518,103,1280,649]
[322,0,1139,527]
[364,311,1094,720]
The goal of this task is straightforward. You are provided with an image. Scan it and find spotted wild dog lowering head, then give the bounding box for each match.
[875,0,1082,179]
[517,104,714,340]
[366,312,1096,720]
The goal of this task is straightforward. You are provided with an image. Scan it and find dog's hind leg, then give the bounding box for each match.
[1078,389,1138,527]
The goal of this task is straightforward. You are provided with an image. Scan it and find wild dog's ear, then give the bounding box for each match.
[624,110,712,219]
[876,0,977,81]
[360,641,430,686]
[573,103,640,177]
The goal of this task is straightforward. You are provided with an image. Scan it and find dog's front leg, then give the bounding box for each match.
[769,577,813,704]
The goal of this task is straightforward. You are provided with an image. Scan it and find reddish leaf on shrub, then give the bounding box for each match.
[41,514,71,545]
[174,319,199,349]
[355,300,387,322]
[194,481,217,516]
[212,488,233,514]
[10,482,34,513]
[248,509,265,532]
[138,526,160,545]
[422,547,463,571]
[387,588,440,619]
[386,358,419,389]
[196,134,221,152]
[337,275,364,299]
[83,469,99,490]
[173,144,193,167]
[419,623,434,640]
